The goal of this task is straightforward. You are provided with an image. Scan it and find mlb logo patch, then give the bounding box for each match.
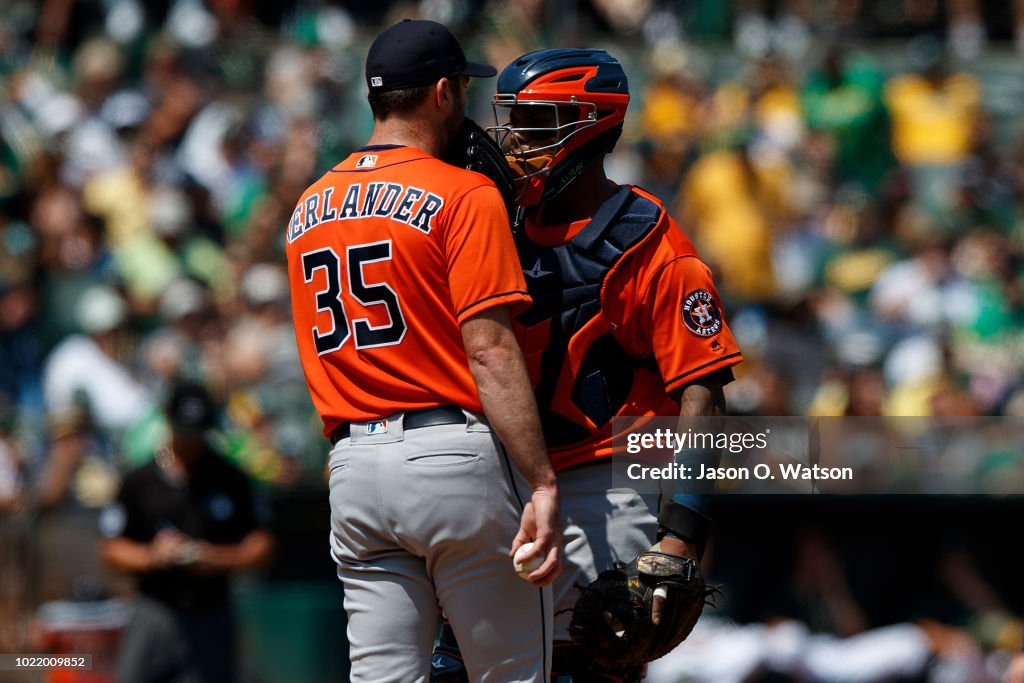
[366,419,388,435]
[356,154,378,168]
[370,76,383,87]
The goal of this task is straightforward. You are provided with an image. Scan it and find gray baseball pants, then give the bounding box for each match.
[328,409,553,683]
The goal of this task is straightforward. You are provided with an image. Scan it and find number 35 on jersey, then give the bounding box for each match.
[300,240,407,355]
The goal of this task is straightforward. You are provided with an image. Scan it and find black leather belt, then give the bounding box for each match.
[330,405,467,444]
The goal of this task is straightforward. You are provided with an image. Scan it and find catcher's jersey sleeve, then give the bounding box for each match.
[633,256,742,394]
[286,146,529,433]
[605,189,742,395]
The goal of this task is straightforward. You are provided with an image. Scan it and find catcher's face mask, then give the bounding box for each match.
[489,101,595,207]
[490,48,629,208]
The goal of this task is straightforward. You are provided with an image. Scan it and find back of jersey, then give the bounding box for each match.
[285,145,530,435]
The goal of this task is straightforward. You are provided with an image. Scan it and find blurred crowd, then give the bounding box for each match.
[2,0,1024,512]
[652,38,1024,424]
[2,0,1024,680]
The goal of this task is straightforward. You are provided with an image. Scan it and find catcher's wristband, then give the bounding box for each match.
[657,500,712,559]
[672,448,720,506]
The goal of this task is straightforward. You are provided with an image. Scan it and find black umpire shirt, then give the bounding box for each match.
[100,447,266,612]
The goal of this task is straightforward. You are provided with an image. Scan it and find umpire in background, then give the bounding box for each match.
[286,18,561,683]
[99,381,274,683]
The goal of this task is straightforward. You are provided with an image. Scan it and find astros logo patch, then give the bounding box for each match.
[681,289,722,337]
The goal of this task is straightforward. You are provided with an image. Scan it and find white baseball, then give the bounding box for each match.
[513,542,543,580]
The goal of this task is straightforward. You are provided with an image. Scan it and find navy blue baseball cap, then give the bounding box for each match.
[365,19,496,93]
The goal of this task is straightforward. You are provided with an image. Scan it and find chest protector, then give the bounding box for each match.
[515,186,662,448]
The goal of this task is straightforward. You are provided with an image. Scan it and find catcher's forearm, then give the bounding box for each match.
[660,377,726,555]
[677,378,725,418]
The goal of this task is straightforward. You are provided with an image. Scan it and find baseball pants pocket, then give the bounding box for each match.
[327,452,350,478]
[405,450,482,466]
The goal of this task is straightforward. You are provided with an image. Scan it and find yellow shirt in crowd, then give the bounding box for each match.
[884,72,980,166]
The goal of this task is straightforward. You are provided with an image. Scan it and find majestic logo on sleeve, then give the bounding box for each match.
[681,289,722,337]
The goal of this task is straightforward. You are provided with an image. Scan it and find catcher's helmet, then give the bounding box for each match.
[491,48,628,207]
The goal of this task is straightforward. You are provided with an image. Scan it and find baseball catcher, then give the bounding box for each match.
[436,47,742,683]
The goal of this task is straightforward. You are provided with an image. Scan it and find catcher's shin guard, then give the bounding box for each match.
[429,622,643,683]
[430,619,469,683]
[553,640,644,683]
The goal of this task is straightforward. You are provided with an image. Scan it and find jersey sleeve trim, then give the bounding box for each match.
[664,352,743,392]
[456,289,531,323]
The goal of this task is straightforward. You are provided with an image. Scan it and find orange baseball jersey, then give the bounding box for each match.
[513,185,742,471]
[285,145,530,435]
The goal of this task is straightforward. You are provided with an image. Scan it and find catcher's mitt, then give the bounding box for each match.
[567,551,716,670]
[443,117,518,219]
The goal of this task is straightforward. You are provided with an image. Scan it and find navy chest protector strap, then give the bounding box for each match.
[572,185,633,250]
